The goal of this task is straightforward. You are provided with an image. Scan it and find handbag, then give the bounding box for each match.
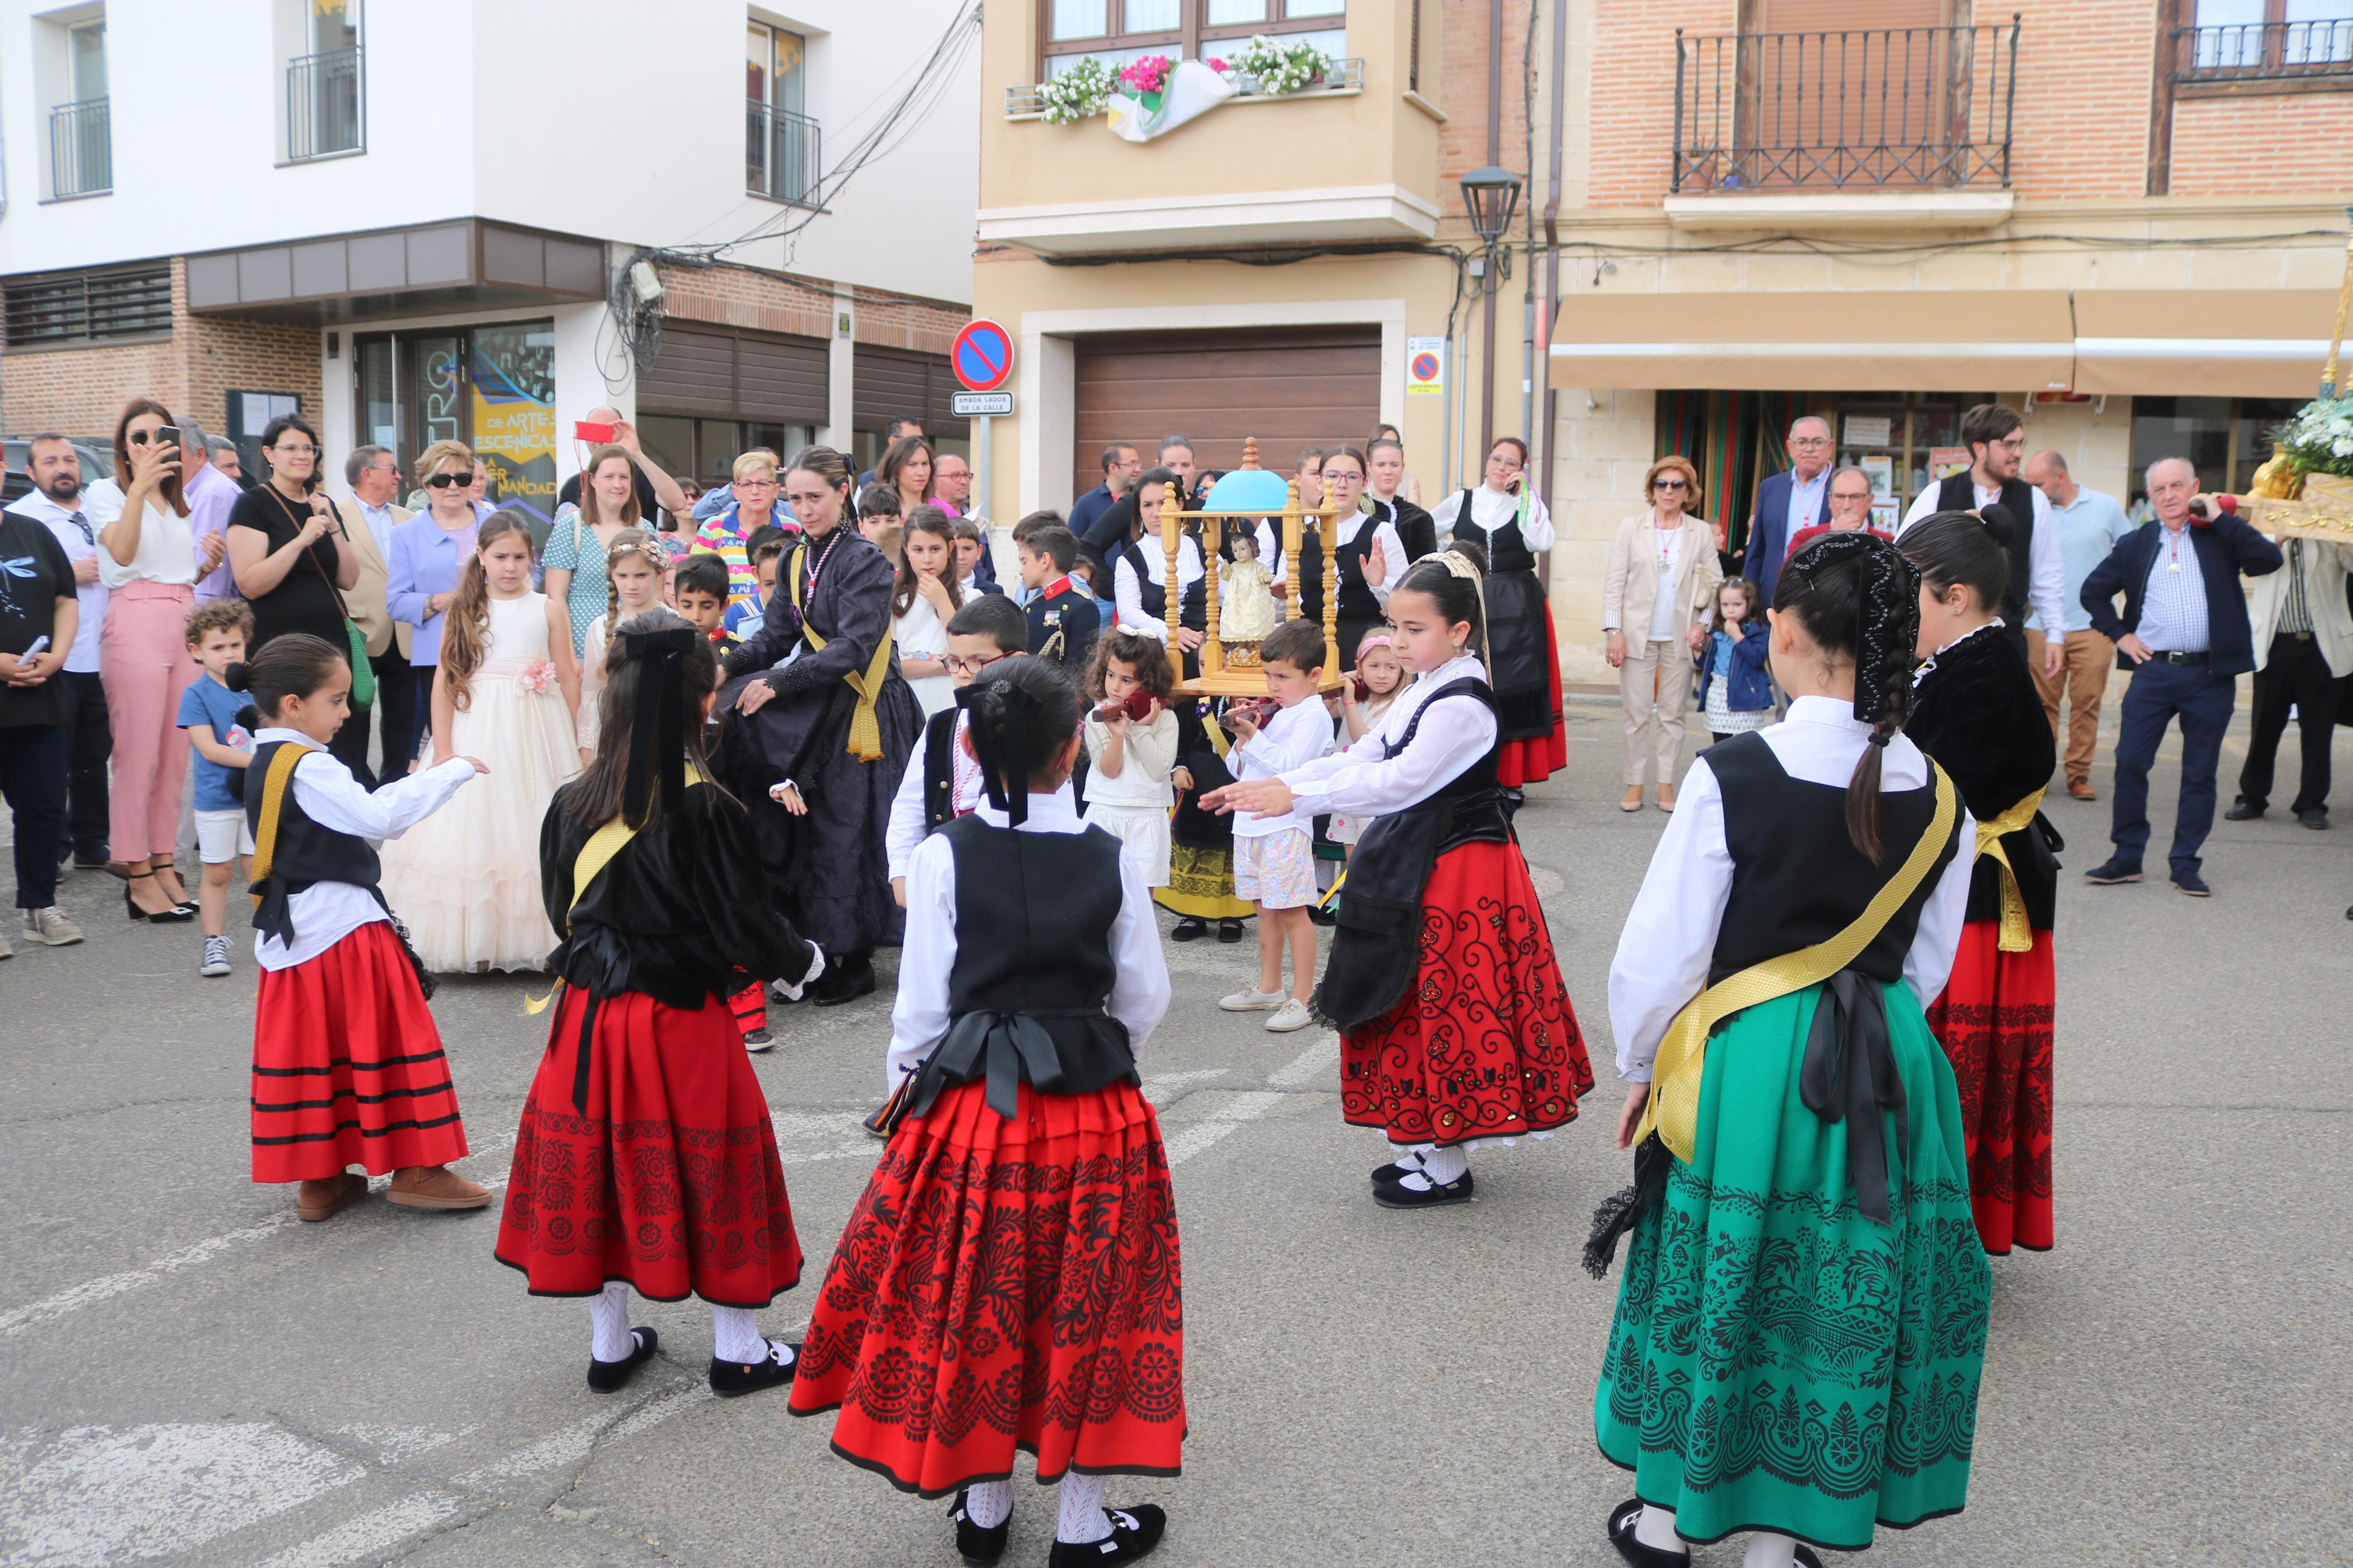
[265,488,375,707]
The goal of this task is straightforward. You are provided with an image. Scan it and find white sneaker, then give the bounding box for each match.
[1265,998,1315,1032]
[1219,987,1286,1012]
[22,906,83,947]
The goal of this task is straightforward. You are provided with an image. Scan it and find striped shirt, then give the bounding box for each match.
[2138,522,2209,655]
[2276,540,2313,635]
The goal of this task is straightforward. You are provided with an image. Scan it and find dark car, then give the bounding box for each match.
[1,437,115,508]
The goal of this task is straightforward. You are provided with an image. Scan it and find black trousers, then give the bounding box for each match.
[2238,632,2338,815]
[371,642,418,777]
[58,669,111,861]
[0,722,68,909]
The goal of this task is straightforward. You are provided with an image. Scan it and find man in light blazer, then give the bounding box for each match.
[1740,414,1834,607]
[333,446,418,775]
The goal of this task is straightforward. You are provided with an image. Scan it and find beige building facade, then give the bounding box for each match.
[973,0,2353,682]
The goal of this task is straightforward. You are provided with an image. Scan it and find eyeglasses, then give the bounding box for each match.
[734,477,779,489]
[1318,470,1361,483]
[1789,436,1832,449]
[270,444,318,458]
[362,463,399,475]
[944,652,1011,677]
[1829,490,1875,504]
[425,471,475,489]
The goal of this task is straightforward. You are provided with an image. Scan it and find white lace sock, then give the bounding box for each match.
[1055,1473,1110,1545]
[1399,1144,1469,1190]
[963,1479,1013,1530]
[1387,1149,1424,1172]
[587,1281,633,1363]
[1741,1532,1797,1568]
[711,1305,792,1367]
[1635,1504,1683,1553]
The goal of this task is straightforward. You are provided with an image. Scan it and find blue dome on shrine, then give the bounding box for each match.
[1201,468,1289,513]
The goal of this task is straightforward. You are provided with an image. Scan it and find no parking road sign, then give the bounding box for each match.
[952,319,1015,392]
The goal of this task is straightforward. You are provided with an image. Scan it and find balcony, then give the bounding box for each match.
[747,101,822,207]
[1665,20,2018,231]
[2170,16,2353,91]
[286,46,365,162]
[48,97,110,199]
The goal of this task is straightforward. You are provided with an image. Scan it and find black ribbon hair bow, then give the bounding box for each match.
[619,626,700,823]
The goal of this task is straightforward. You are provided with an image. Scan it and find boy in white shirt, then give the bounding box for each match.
[1219,620,1333,1031]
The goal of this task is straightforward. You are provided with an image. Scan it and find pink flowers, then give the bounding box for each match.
[1205,57,1229,73]
[515,659,558,695]
[1117,54,1172,94]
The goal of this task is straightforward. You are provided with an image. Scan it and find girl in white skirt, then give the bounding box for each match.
[1080,628,1177,888]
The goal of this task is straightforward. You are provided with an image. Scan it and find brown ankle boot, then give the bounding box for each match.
[388,1165,491,1210]
[296,1173,368,1222]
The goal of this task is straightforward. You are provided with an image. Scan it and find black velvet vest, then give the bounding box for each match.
[244,739,379,947]
[1935,471,2037,629]
[1702,731,1960,986]
[1120,539,1205,630]
[1449,490,1537,573]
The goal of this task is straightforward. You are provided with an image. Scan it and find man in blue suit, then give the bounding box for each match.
[2079,457,2283,897]
[1740,414,1834,607]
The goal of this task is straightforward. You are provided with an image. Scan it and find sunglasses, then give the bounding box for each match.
[1652,478,1688,490]
[425,471,476,489]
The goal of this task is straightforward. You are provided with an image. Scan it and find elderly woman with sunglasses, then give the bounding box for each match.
[1603,454,1723,813]
[386,442,488,756]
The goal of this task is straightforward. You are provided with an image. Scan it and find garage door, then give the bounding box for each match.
[1073,325,1381,500]
[853,346,970,443]
[641,324,829,425]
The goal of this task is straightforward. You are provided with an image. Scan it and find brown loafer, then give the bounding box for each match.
[296,1172,368,1223]
[387,1165,492,1211]
[2068,776,2096,801]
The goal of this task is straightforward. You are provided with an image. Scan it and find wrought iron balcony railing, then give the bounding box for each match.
[287,47,365,161]
[1672,20,2019,194]
[49,97,110,198]
[2171,17,2353,83]
[748,101,822,207]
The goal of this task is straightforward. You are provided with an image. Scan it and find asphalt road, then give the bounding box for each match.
[2,694,2348,1568]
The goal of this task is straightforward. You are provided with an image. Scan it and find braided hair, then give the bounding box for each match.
[1772,531,1922,861]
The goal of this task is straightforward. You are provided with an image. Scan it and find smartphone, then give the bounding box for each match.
[573,420,616,444]
[152,426,182,455]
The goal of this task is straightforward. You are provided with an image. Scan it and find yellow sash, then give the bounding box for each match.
[1635,765,1958,1164]
[525,765,704,1015]
[1974,787,2046,954]
[247,742,313,913]
[789,543,896,763]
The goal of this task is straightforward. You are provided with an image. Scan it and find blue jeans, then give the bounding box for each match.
[2109,658,2237,876]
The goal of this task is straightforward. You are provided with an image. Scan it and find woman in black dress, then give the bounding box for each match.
[1428,436,1566,789]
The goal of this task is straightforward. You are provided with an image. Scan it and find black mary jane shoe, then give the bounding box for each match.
[1169,916,1208,943]
[1606,1498,1688,1566]
[585,1325,659,1393]
[1046,1504,1166,1567]
[810,957,876,1008]
[1370,1153,1424,1185]
[949,1491,1010,1566]
[1216,918,1245,943]
[1372,1170,1474,1210]
[709,1338,798,1397]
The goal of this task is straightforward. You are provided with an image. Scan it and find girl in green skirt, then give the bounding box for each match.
[1588,532,1991,1567]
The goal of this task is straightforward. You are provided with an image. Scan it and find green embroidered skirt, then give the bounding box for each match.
[1593,981,1990,1551]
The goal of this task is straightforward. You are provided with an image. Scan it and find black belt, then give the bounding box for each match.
[2150,650,2209,666]
[1799,970,1910,1226]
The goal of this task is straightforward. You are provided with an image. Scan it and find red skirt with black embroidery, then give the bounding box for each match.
[1495,609,1568,788]
[789,1078,1184,1497]
[1341,839,1595,1149]
[494,987,802,1306]
[250,920,470,1183]
[1927,919,2056,1255]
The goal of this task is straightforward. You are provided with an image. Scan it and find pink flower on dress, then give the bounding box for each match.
[515,659,558,695]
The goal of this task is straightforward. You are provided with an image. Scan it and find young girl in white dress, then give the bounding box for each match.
[381,511,581,972]
[1080,628,1179,888]
[890,507,963,718]
[576,529,668,765]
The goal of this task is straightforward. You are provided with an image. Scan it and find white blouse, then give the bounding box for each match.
[248,729,478,970]
[1254,508,1406,607]
[83,477,200,588]
[885,789,1172,1094]
[893,592,956,718]
[1605,696,1976,1083]
[1282,653,1499,822]
[1113,534,1205,639]
[1427,484,1555,554]
[1081,706,1179,810]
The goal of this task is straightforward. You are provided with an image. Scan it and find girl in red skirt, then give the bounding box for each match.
[1903,509,2061,1253]
[236,633,491,1223]
[495,608,825,1396]
[1208,542,1595,1208]
[791,657,1179,1568]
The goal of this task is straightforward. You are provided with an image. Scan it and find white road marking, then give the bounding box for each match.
[0,1139,515,1343]
[247,1492,463,1568]
[1162,1036,1335,1167]
[1140,1068,1230,1105]
[0,1423,363,1566]
[1267,1031,1340,1087]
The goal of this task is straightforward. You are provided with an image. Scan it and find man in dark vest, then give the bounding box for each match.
[1896,401,2067,684]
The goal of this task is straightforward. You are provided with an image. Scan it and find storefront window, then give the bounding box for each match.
[350,319,556,536]
[2127,395,2302,512]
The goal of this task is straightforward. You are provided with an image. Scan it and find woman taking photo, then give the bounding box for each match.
[722,446,920,1005]
[386,442,484,763]
[1429,436,1567,790]
[228,415,367,777]
[876,433,936,521]
[543,443,647,656]
[1602,455,1722,813]
[83,399,217,919]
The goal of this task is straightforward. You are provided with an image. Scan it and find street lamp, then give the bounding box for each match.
[1460,165,1522,244]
